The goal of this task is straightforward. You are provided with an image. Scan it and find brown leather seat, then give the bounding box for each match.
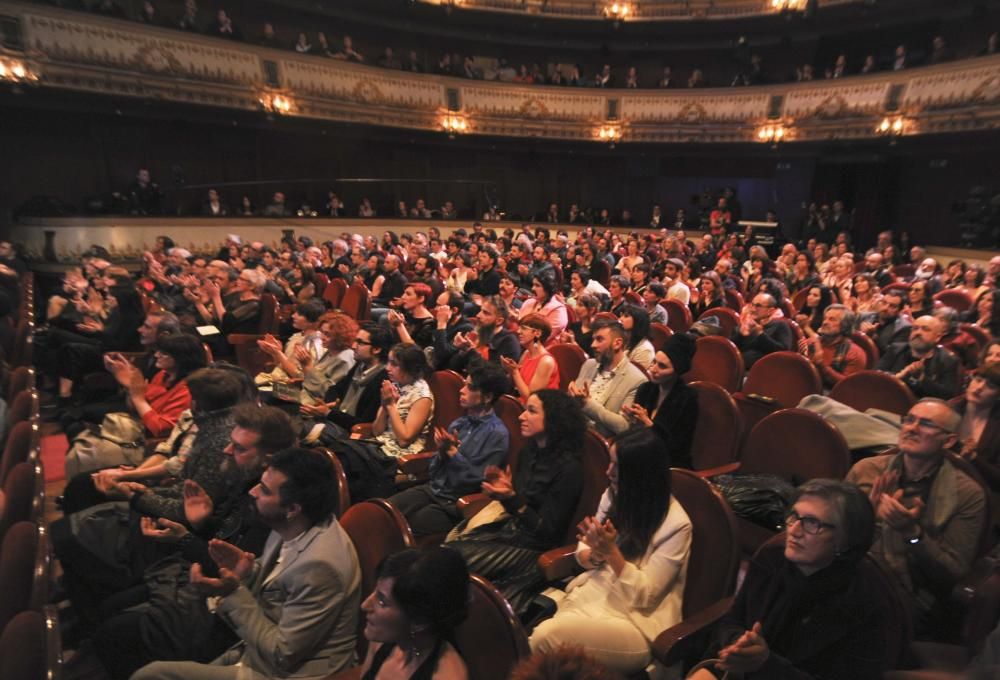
[829,370,916,416]
[850,332,880,368]
[0,522,39,635]
[934,289,974,314]
[0,421,38,486]
[339,498,415,661]
[648,322,673,352]
[324,278,348,309]
[549,343,588,390]
[226,334,274,376]
[340,283,371,321]
[662,299,692,333]
[741,351,822,409]
[684,336,743,393]
[688,381,742,471]
[0,610,47,680]
[453,574,531,680]
[698,306,739,339]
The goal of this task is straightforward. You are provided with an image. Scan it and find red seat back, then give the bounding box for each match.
[724,288,744,312]
[453,575,531,680]
[0,422,38,486]
[850,332,879,369]
[426,370,465,433]
[742,351,821,409]
[698,307,739,339]
[494,395,525,472]
[324,278,348,310]
[829,370,916,416]
[662,299,692,333]
[0,610,47,680]
[340,283,370,321]
[0,522,38,634]
[684,336,743,393]
[648,322,673,352]
[934,289,974,313]
[740,408,851,483]
[258,293,280,334]
[563,431,611,544]
[549,343,587,390]
[688,381,742,471]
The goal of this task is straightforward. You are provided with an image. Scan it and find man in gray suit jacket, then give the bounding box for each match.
[133,448,361,680]
[569,317,648,438]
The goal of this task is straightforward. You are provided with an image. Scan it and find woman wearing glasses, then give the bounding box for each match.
[689,479,883,680]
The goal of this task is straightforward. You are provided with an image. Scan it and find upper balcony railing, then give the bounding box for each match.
[3,0,1000,146]
[414,0,857,21]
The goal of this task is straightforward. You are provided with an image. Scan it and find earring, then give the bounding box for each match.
[410,627,421,658]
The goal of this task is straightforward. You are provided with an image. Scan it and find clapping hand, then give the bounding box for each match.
[386,310,405,328]
[876,488,924,531]
[293,344,313,369]
[718,622,770,673]
[567,380,590,402]
[380,380,399,406]
[183,480,214,530]
[482,465,515,500]
[257,334,284,358]
[577,516,618,561]
[500,356,519,374]
[189,539,255,596]
[434,427,460,458]
[622,403,653,427]
[140,516,188,542]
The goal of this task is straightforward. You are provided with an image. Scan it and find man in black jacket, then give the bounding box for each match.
[861,289,911,355]
[464,248,501,298]
[736,293,793,369]
[877,315,961,399]
[448,296,521,373]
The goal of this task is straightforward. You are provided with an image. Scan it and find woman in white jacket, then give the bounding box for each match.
[529,427,692,675]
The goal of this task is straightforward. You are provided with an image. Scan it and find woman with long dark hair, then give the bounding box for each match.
[530,428,692,675]
[795,285,834,337]
[359,548,471,680]
[620,304,654,369]
[786,251,819,295]
[447,389,584,615]
[690,271,725,318]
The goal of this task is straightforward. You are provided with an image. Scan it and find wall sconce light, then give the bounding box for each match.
[757,123,786,145]
[441,113,468,138]
[0,57,39,87]
[875,115,907,138]
[602,3,632,24]
[770,0,806,11]
[597,123,622,147]
[258,92,293,117]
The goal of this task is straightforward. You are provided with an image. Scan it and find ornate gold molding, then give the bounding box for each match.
[4,0,1000,144]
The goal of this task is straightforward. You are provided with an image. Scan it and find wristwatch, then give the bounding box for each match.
[906,526,923,545]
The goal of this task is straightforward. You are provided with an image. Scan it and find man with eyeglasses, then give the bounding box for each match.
[846,398,985,636]
[736,292,793,369]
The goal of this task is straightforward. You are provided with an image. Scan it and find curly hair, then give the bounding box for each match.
[532,389,585,458]
[375,547,469,641]
[320,311,359,352]
[510,646,622,680]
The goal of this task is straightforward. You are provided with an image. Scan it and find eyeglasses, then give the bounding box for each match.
[785,511,836,535]
[901,414,953,434]
[355,339,372,346]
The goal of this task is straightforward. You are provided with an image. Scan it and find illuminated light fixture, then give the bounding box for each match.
[0,57,39,86]
[756,123,786,145]
[770,0,807,10]
[603,2,633,23]
[258,92,293,116]
[441,113,468,138]
[876,115,906,137]
[597,123,622,147]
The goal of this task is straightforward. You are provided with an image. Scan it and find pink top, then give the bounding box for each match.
[519,296,569,346]
[518,353,560,403]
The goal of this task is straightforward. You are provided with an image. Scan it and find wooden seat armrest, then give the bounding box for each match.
[398,452,434,478]
[694,462,741,478]
[351,423,374,440]
[538,545,578,582]
[456,493,490,520]
[650,596,735,667]
[143,438,168,456]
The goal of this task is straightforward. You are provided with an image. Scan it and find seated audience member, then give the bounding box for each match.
[798,304,866,388]
[65,333,206,477]
[690,270,726,319]
[193,266,264,340]
[387,283,436,348]
[642,282,670,326]
[605,275,630,316]
[953,363,1000,524]
[505,313,560,402]
[848,273,881,314]
[358,548,470,679]
[794,284,834,337]
[860,289,911,355]
[390,363,510,537]
[936,305,981,370]
[302,322,391,432]
[205,8,242,40]
[60,365,255,515]
[736,291,794,369]
[447,389,583,615]
[91,404,285,679]
[568,268,610,305]
[906,279,936,319]
[623,334,699,468]
[519,273,569,344]
[290,311,358,407]
[431,291,474,370]
[878,315,961,399]
[448,296,521,372]
[967,289,999,339]
[570,318,649,438]
[254,298,326,387]
[373,343,434,459]
[559,293,601,356]
[132,448,361,680]
[847,399,985,636]
[464,248,502,298]
[620,304,655,369]
[689,480,883,680]
[531,428,692,676]
[498,272,524,312]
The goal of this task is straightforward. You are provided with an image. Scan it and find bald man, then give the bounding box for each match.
[877,315,960,399]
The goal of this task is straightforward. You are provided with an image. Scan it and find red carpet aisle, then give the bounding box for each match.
[40,433,68,482]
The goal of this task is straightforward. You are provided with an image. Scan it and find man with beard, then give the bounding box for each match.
[431,291,474,370]
[860,289,911,355]
[448,296,521,373]
[90,404,297,679]
[878,315,961,399]
[798,304,867,388]
[131,448,360,680]
[847,399,984,636]
[736,292,793,369]
[569,318,648,438]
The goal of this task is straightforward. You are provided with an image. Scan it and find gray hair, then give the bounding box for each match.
[792,479,875,562]
[825,304,857,334]
[914,398,961,433]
